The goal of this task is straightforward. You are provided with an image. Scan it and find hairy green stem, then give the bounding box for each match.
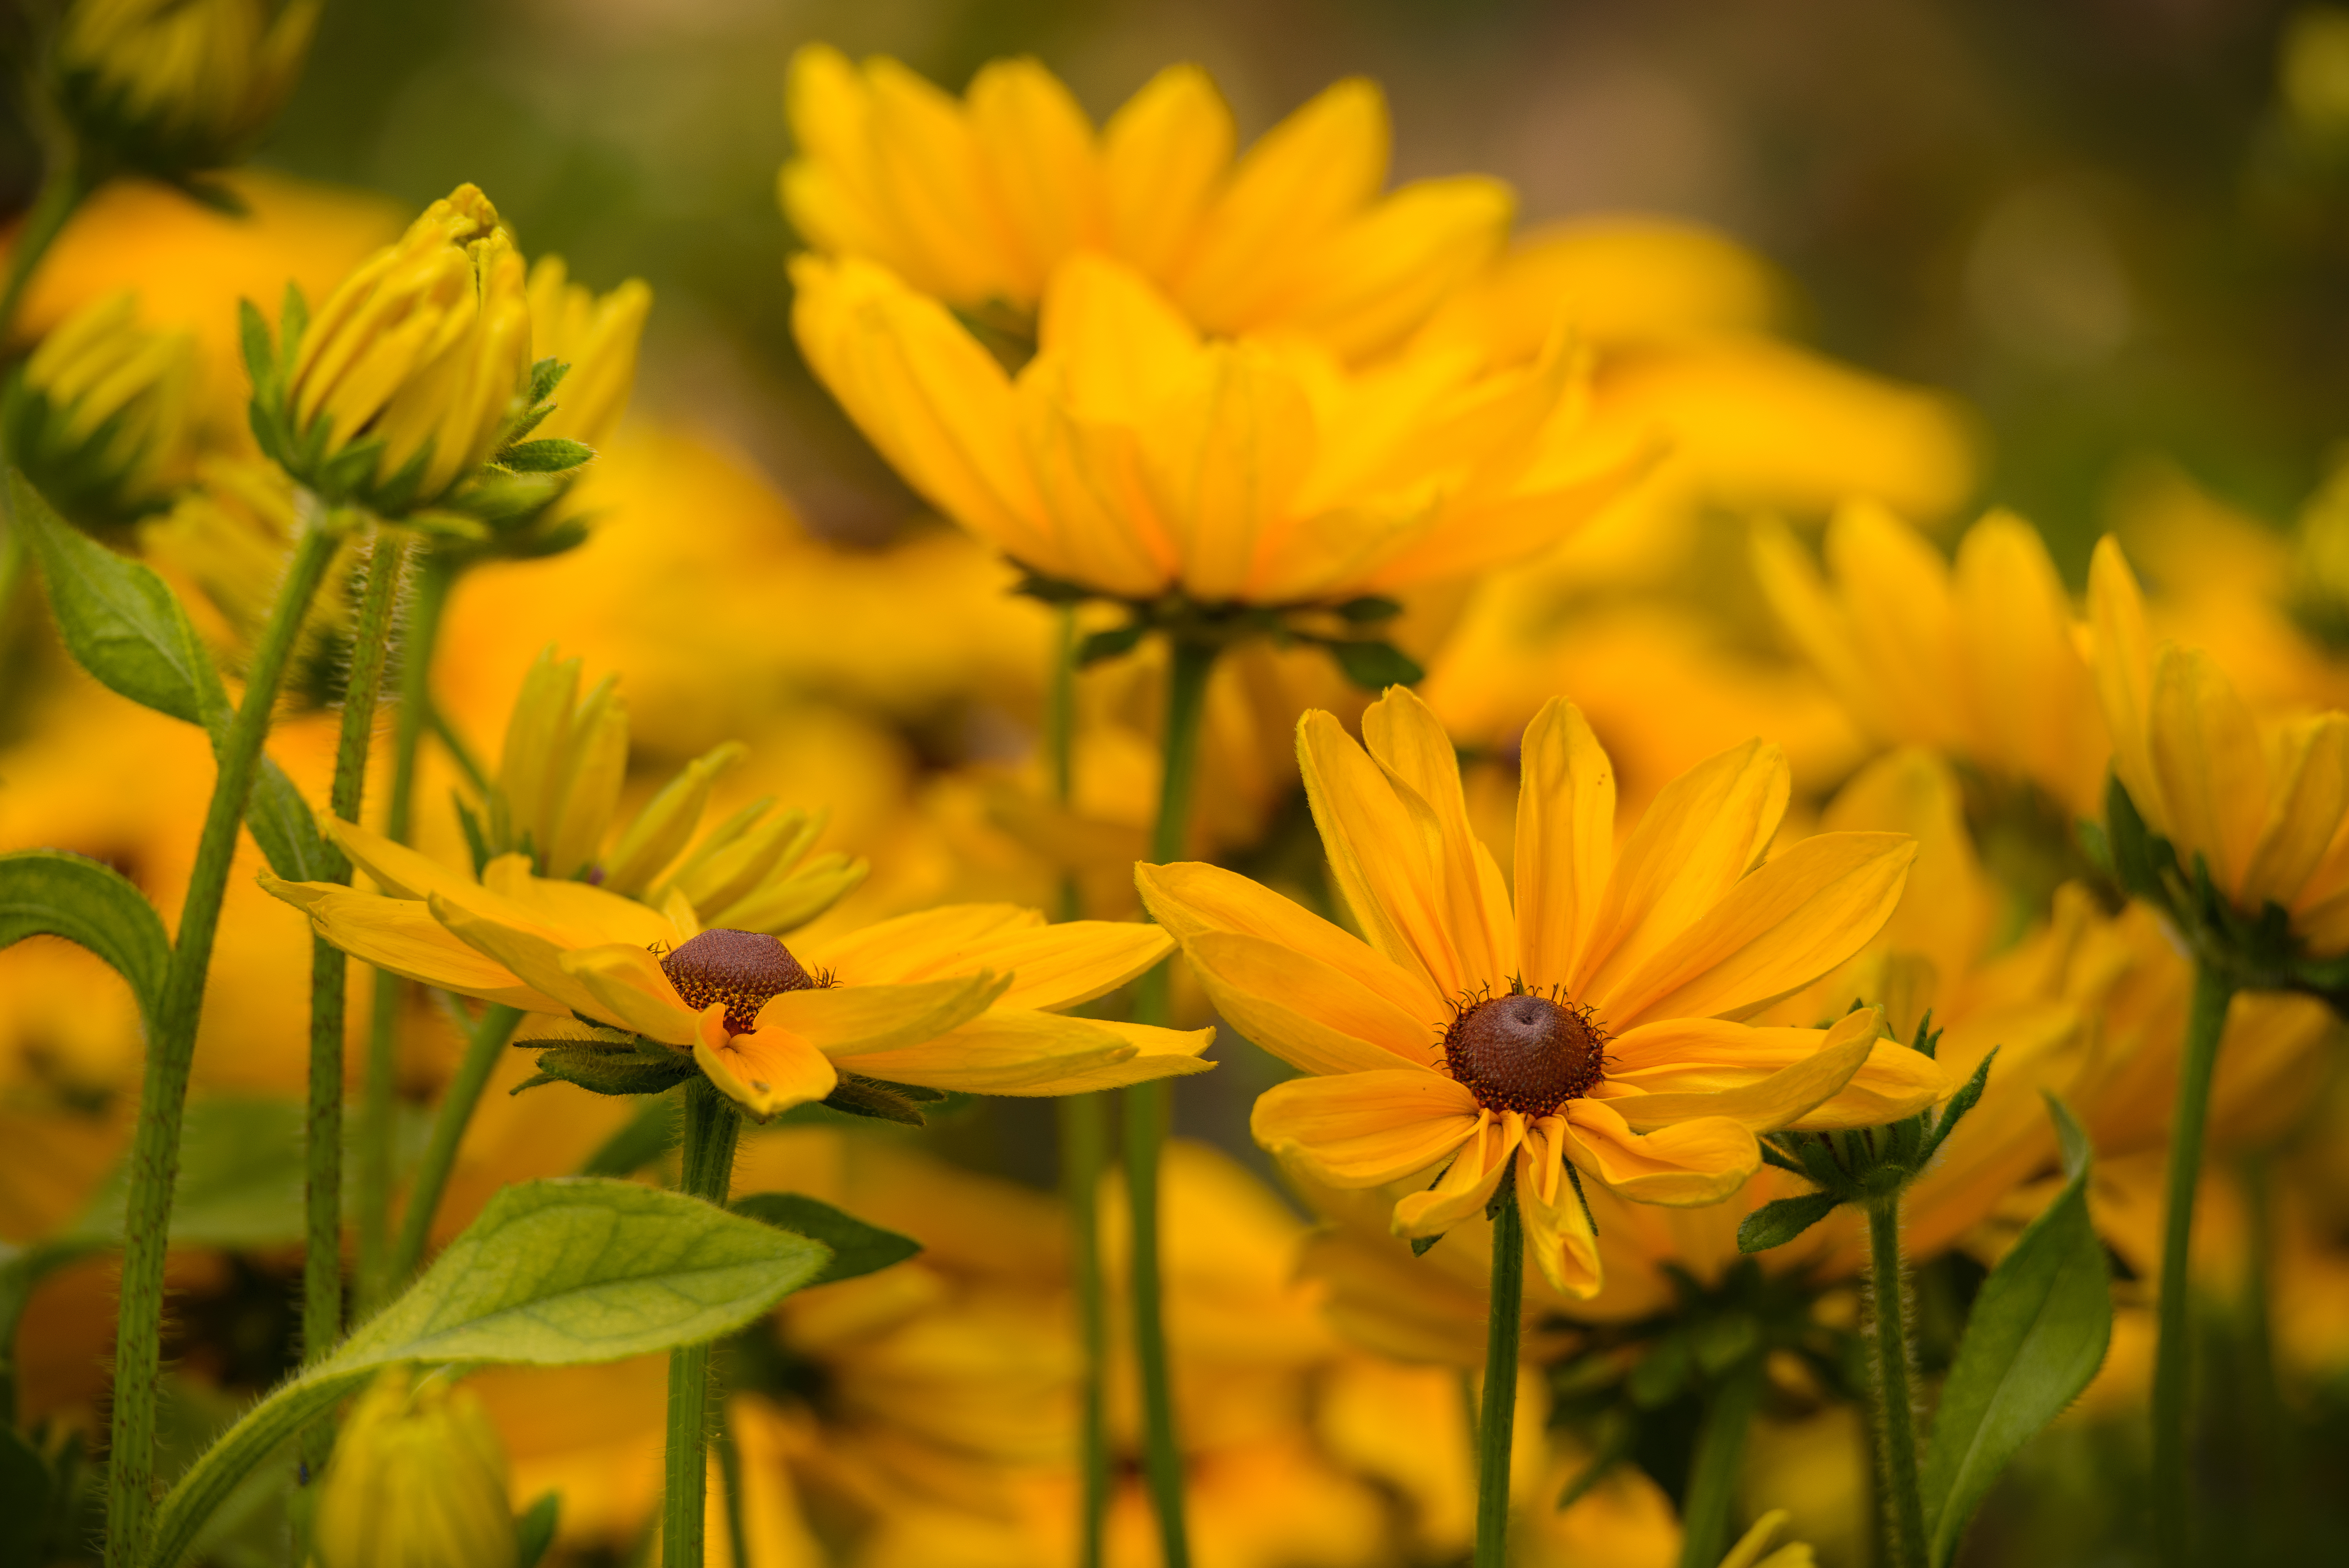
[663,1080,741,1568]
[355,550,457,1307]
[0,154,87,347]
[107,522,338,1568]
[2152,962,2231,1568]
[1866,1192,1928,1568]
[1125,636,1216,1568]
[1475,1176,1524,1568]
[1678,1357,1766,1568]
[386,1002,523,1288]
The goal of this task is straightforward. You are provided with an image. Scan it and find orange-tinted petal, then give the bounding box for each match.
[1251,1069,1481,1188]
[1135,860,1445,1023]
[1391,1108,1519,1235]
[1183,931,1428,1076]
[1562,1098,1756,1206]
[1514,698,1616,992]
[1361,687,1516,991]
[695,1018,838,1121]
[1595,1009,1880,1133]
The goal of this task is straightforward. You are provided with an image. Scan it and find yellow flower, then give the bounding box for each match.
[264,817,1211,1119]
[792,250,1642,606]
[6,288,198,523]
[56,0,319,173]
[523,257,651,447]
[782,47,1511,361]
[1753,502,2108,820]
[2089,534,2349,955]
[278,183,533,509]
[315,1367,515,1568]
[1137,687,1943,1298]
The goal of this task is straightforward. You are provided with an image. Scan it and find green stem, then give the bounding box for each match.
[106,521,337,1568]
[0,153,87,348]
[386,1002,523,1288]
[1678,1357,1766,1568]
[355,550,456,1308]
[1865,1192,1928,1568]
[1474,1174,1524,1568]
[663,1079,741,1568]
[2152,962,2231,1568]
[1125,635,1217,1568]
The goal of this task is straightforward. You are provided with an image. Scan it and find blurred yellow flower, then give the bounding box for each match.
[56,0,319,173]
[278,182,532,509]
[6,288,198,522]
[266,819,1210,1119]
[1140,687,1941,1298]
[315,1367,515,1568]
[2090,534,2349,955]
[783,47,1511,361]
[523,256,651,447]
[1754,502,2108,818]
[793,250,1642,605]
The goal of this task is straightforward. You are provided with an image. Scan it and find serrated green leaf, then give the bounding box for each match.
[1736,1190,1841,1253]
[146,1180,831,1568]
[1326,638,1424,691]
[13,469,223,727]
[730,1193,922,1286]
[0,848,170,1029]
[500,438,593,474]
[1919,1095,2111,1567]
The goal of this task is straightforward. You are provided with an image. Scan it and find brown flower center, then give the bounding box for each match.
[658,928,818,1035]
[1442,990,1606,1118]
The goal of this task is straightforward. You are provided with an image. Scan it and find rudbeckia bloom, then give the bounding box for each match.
[6,288,199,524]
[2088,535,2349,956]
[792,251,1641,606]
[1137,688,1943,1297]
[265,820,1212,1119]
[782,47,1511,362]
[57,0,320,174]
[1753,501,2108,819]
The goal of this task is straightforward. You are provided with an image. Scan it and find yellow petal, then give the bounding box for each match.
[1954,511,2107,815]
[1250,1069,1480,1188]
[934,919,1171,1012]
[1142,340,1314,601]
[262,877,564,1014]
[1562,1098,1756,1206]
[1750,517,1884,737]
[862,56,1020,301]
[554,941,698,1045]
[1361,687,1516,991]
[1017,384,1178,599]
[1390,1108,1519,1234]
[843,1010,1214,1094]
[1784,1036,1949,1130]
[1515,1117,1602,1299]
[753,972,1011,1057]
[799,903,1041,983]
[965,56,1102,295]
[322,814,472,901]
[1596,831,1916,1028]
[1827,498,1969,750]
[2243,713,2349,911]
[2148,645,2266,900]
[427,891,615,1027]
[1135,860,1445,1023]
[1099,62,1234,275]
[695,1021,838,1121]
[1183,930,1434,1071]
[479,854,676,948]
[1514,698,1616,991]
[1596,1009,1880,1133]
[1296,709,1467,996]
[2087,535,2164,831]
[1285,175,1514,362]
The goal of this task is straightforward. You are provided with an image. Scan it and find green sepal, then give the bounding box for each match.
[514,1039,699,1098]
[1323,637,1424,691]
[515,1492,561,1568]
[527,357,570,406]
[1409,1233,1444,1258]
[1917,1046,1999,1169]
[455,794,494,876]
[1333,594,1403,623]
[814,1073,943,1126]
[1076,622,1147,666]
[729,1192,922,1286]
[1626,1330,1691,1408]
[500,438,594,474]
[1736,1190,1842,1254]
[2102,774,2164,905]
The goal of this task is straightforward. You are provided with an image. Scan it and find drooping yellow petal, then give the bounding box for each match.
[1782,1037,1949,1130]
[554,941,698,1045]
[753,972,1011,1057]
[262,877,564,1014]
[695,1017,838,1121]
[843,1010,1214,1094]
[1135,861,1445,1023]
[1514,698,1616,991]
[1296,708,1466,995]
[478,854,676,948]
[1595,1010,1880,1133]
[1595,831,1915,1027]
[1361,687,1516,992]
[1562,1098,1756,1206]
[1182,932,1429,1077]
[1390,1108,1519,1235]
[322,814,472,901]
[1515,1117,1601,1299]
[1251,1069,1480,1188]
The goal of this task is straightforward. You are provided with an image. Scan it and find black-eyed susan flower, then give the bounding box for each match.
[792,250,1642,611]
[55,0,320,176]
[264,818,1212,1120]
[4,287,198,525]
[1137,688,1943,1299]
[782,47,1510,363]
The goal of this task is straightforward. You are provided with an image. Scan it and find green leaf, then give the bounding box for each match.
[245,756,334,881]
[499,438,594,474]
[527,357,569,406]
[0,849,170,1029]
[1076,623,1146,666]
[1325,638,1424,691]
[13,469,223,728]
[1919,1096,2112,1568]
[69,1099,308,1250]
[0,1424,55,1563]
[515,1491,560,1568]
[1736,1190,1841,1253]
[730,1193,921,1287]
[146,1179,831,1568]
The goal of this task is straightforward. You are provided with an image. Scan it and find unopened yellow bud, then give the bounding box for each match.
[653,801,868,933]
[525,257,652,447]
[601,740,747,897]
[487,647,626,878]
[281,184,533,510]
[315,1368,515,1568]
[56,0,320,173]
[6,289,198,525]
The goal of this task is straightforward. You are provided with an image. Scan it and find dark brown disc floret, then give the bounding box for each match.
[658,928,818,1035]
[1442,990,1606,1118]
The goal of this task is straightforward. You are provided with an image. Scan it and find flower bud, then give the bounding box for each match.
[56,0,320,175]
[524,257,651,448]
[485,647,627,880]
[315,1368,515,1568]
[271,184,533,512]
[4,289,198,526]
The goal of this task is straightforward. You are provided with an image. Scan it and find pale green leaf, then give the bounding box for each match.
[730,1192,921,1286]
[0,849,170,1028]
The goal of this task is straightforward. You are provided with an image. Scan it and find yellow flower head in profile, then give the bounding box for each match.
[523,256,652,447]
[57,0,320,173]
[479,647,866,934]
[5,288,198,524]
[793,251,1641,606]
[1753,501,2107,819]
[1137,687,1944,1298]
[266,821,1212,1121]
[315,1368,514,1568]
[274,184,533,510]
[783,46,1511,361]
[2089,535,2349,957]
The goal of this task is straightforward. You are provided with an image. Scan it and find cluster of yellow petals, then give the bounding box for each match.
[59,0,321,167]
[16,287,199,513]
[1139,688,1943,1297]
[783,47,1511,362]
